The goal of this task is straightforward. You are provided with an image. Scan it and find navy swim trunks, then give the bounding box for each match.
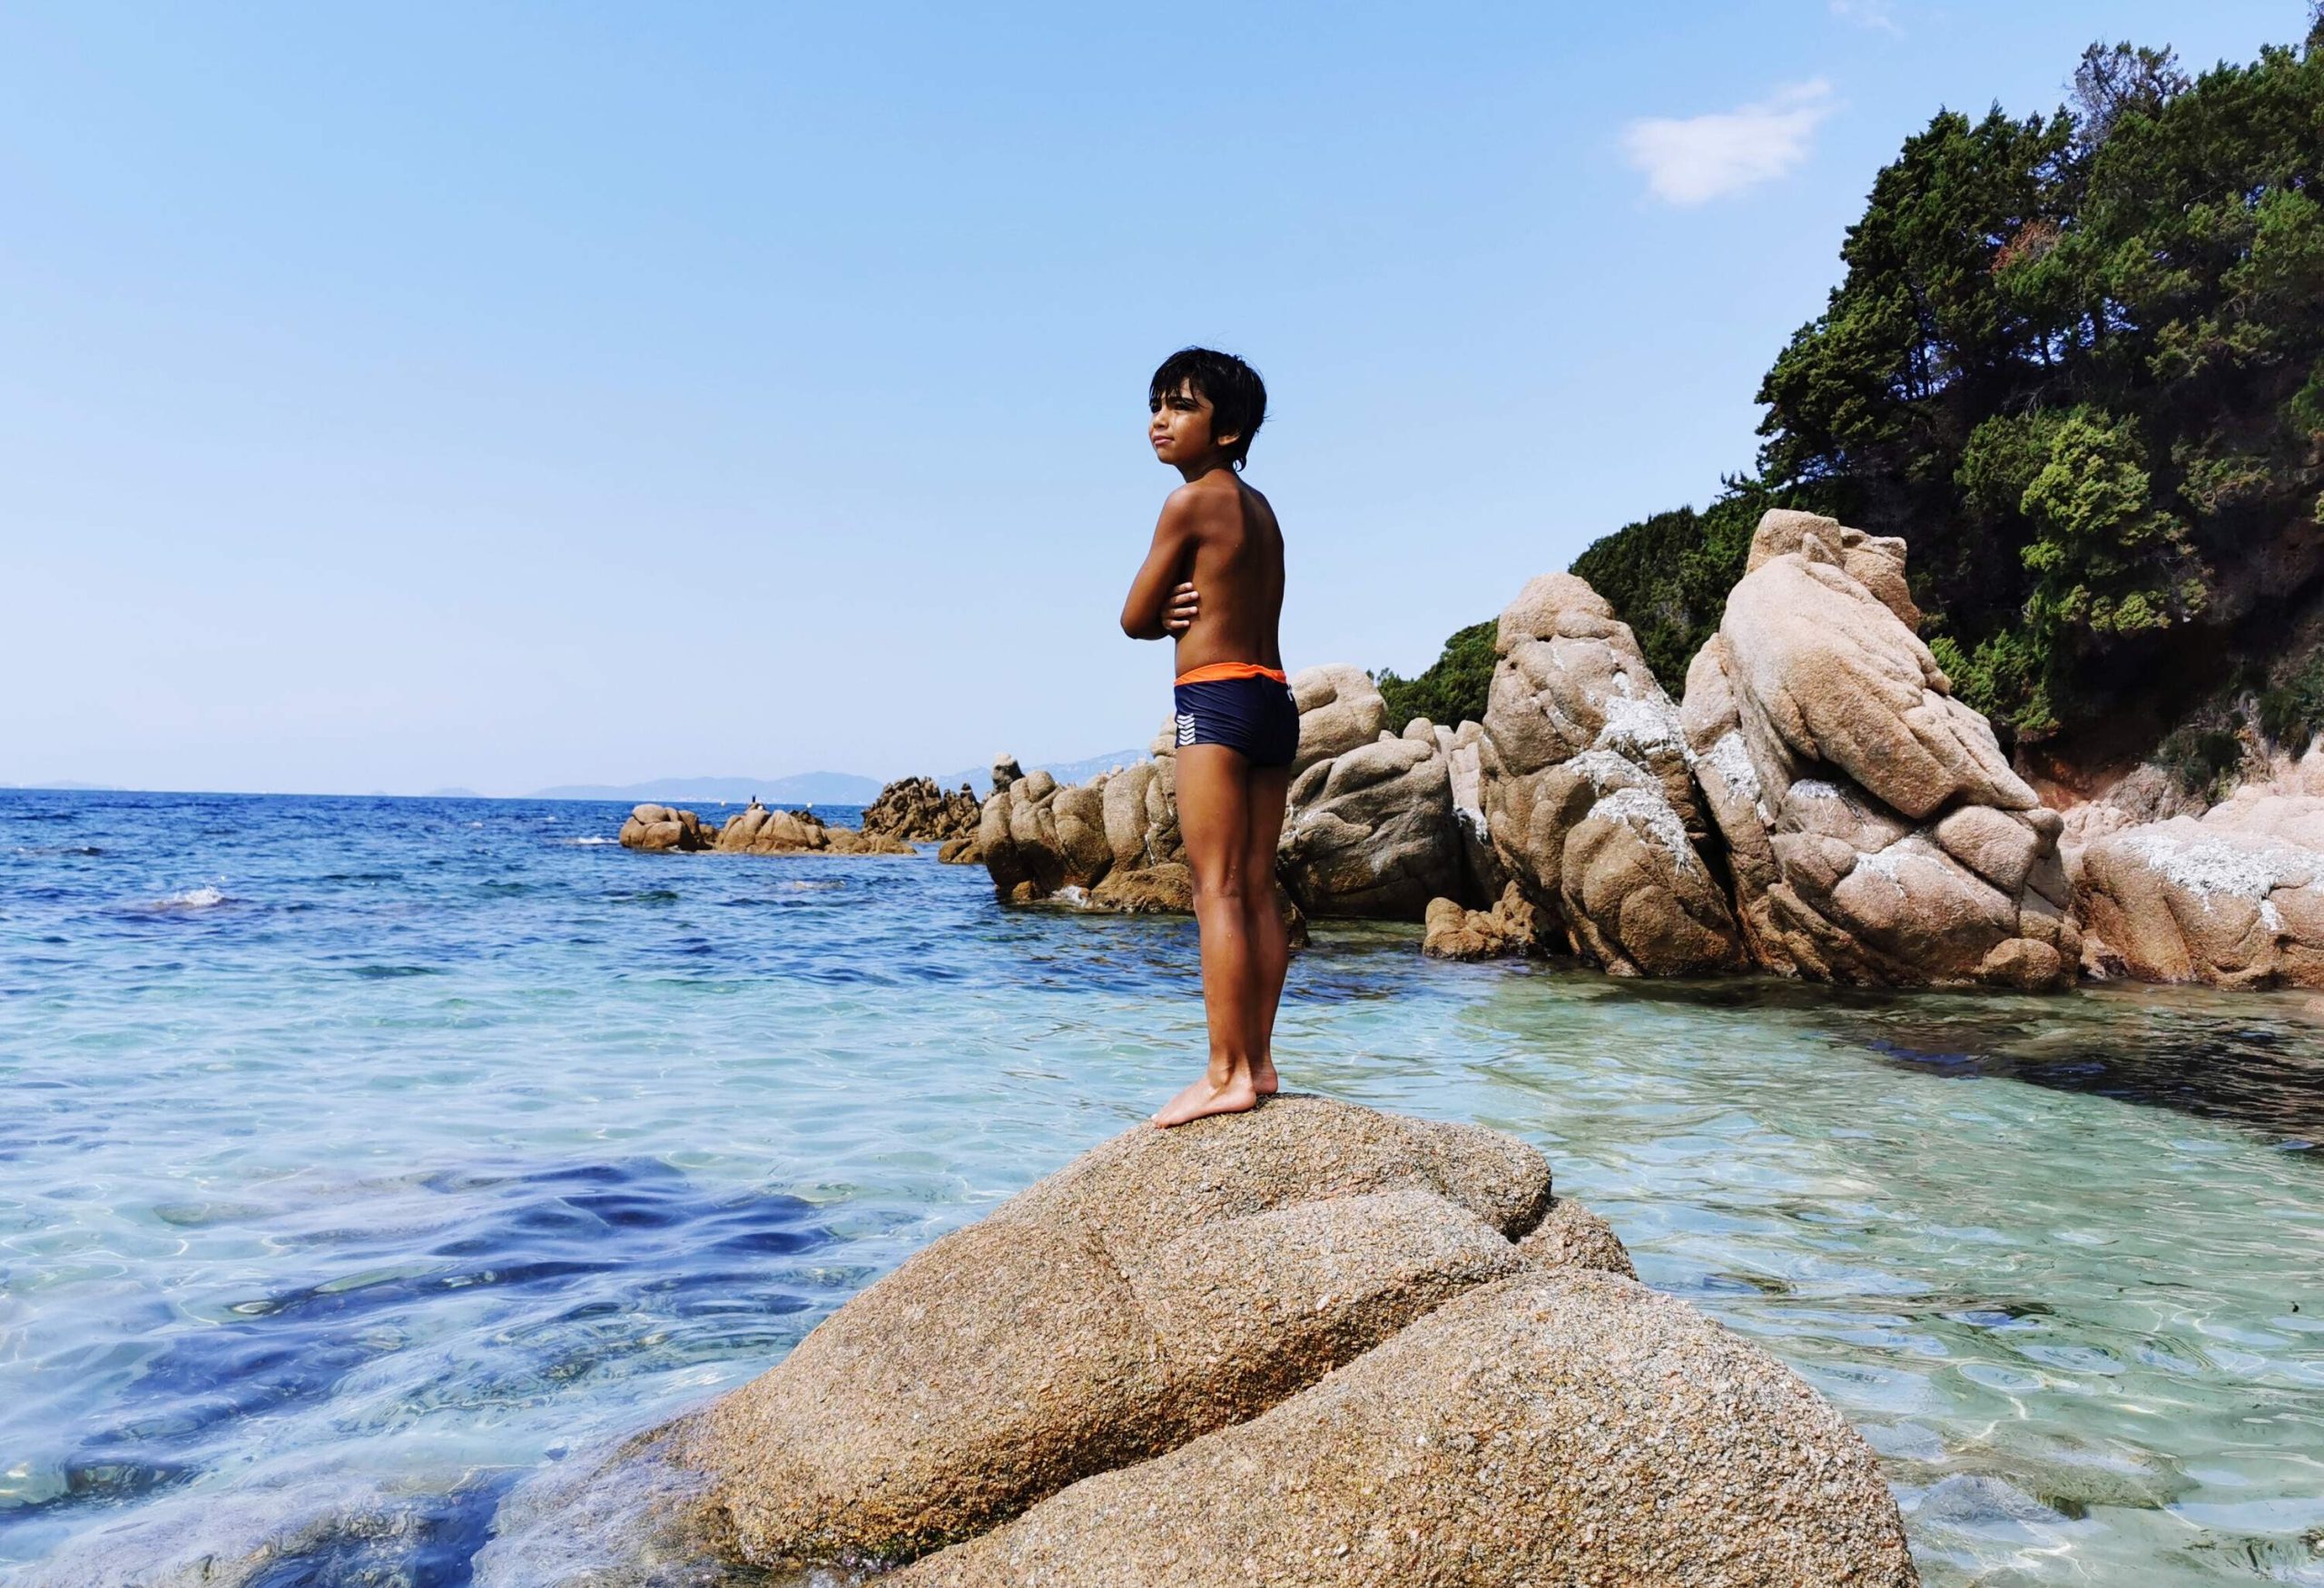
[1173,663,1300,767]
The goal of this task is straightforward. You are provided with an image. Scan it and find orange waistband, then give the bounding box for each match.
[1175,661,1290,686]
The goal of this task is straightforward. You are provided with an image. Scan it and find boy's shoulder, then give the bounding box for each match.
[1163,471,1250,526]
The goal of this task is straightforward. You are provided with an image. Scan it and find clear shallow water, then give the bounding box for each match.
[3,790,2322,1586]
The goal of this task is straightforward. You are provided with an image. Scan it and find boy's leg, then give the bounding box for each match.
[1154,744,1262,1128]
[1242,763,1292,1094]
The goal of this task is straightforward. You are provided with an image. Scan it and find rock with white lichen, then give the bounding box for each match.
[2076,791,2324,986]
[1478,572,1746,975]
[1679,512,2078,989]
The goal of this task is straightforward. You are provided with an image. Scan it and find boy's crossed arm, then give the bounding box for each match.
[1119,492,1204,640]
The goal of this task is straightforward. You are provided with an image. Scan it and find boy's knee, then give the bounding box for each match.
[1192,864,1248,904]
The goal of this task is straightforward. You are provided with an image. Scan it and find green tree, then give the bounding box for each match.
[1374,620,1497,728]
[1568,480,1772,688]
[1751,25,2324,745]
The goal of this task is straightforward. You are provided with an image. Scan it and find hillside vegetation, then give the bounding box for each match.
[1384,16,2324,783]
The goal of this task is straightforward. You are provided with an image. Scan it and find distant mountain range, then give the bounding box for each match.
[533,749,1149,806]
[530,772,884,804]
[5,752,1154,804]
[934,748,1150,795]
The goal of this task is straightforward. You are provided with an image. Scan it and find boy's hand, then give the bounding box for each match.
[1164,581,1200,636]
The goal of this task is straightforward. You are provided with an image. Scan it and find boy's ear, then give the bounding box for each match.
[1214,429,1241,451]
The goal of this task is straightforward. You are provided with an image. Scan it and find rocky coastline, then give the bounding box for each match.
[958,512,2324,991]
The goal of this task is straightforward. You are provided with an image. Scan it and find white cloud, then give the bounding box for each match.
[1621,81,1837,207]
[1830,0,1902,34]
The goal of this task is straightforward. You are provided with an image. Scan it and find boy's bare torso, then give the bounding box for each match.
[1169,471,1285,674]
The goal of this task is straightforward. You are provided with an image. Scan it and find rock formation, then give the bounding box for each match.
[616,802,913,856]
[2075,790,2324,986]
[862,775,980,844]
[1288,662,1389,775]
[1422,880,1539,960]
[891,1271,1914,1588]
[479,1099,1913,1586]
[615,804,716,853]
[1478,573,1747,974]
[984,668,1471,922]
[979,745,1176,905]
[1278,711,1464,920]
[1680,511,2079,989]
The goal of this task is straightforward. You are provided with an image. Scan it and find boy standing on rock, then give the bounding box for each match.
[1119,349,1295,1128]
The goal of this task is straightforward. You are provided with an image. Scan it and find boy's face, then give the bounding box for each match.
[1148,380,1227,466]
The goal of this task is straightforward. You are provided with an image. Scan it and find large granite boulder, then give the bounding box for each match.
[891,1271,1915,1588]
[675,1097,1559,1566]
[1291,662,1390,776]
[1681,513,2078,989]
[615,804,715,852]
[712,804,914,855]
[2076,790,2324,986]
[863,775,981,843]
[477,1100,1911,1587]
[1478,573,1746,974]
[1278,711,1463,920]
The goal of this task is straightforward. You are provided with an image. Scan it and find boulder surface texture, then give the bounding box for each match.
[515,1097,1923,1587]
[1278,674,1467,920]
[678,1096,1556,1566]
[2076,790,2324,986]
[1681,511,2078,988]
[1480,573,1746,974]
[892,1271,1914,1588]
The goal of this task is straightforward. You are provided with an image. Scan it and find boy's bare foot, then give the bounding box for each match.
[1254,1055,1279,1096]
[1152,1070,1262,1129]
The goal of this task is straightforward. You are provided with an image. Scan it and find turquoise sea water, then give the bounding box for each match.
[4,789,2322,1586]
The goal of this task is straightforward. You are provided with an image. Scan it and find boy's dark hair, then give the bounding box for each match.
[1150,348,1267,469]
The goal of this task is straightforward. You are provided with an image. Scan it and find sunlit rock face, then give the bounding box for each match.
[470,1099,1911,1588]
[1679,512,2077,989]
[1477,571,1745,976]
[2077,791,2324,987]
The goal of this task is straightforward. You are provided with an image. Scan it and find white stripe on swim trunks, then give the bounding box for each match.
[1176,712,1196,745]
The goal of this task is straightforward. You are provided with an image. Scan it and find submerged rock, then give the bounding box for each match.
[1479,573,1746,975]
[1680,512,2077,989]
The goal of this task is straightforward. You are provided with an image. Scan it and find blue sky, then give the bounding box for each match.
[1,1,2306,794]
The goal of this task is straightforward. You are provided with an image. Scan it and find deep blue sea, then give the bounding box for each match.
[5,789,2324,1586]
